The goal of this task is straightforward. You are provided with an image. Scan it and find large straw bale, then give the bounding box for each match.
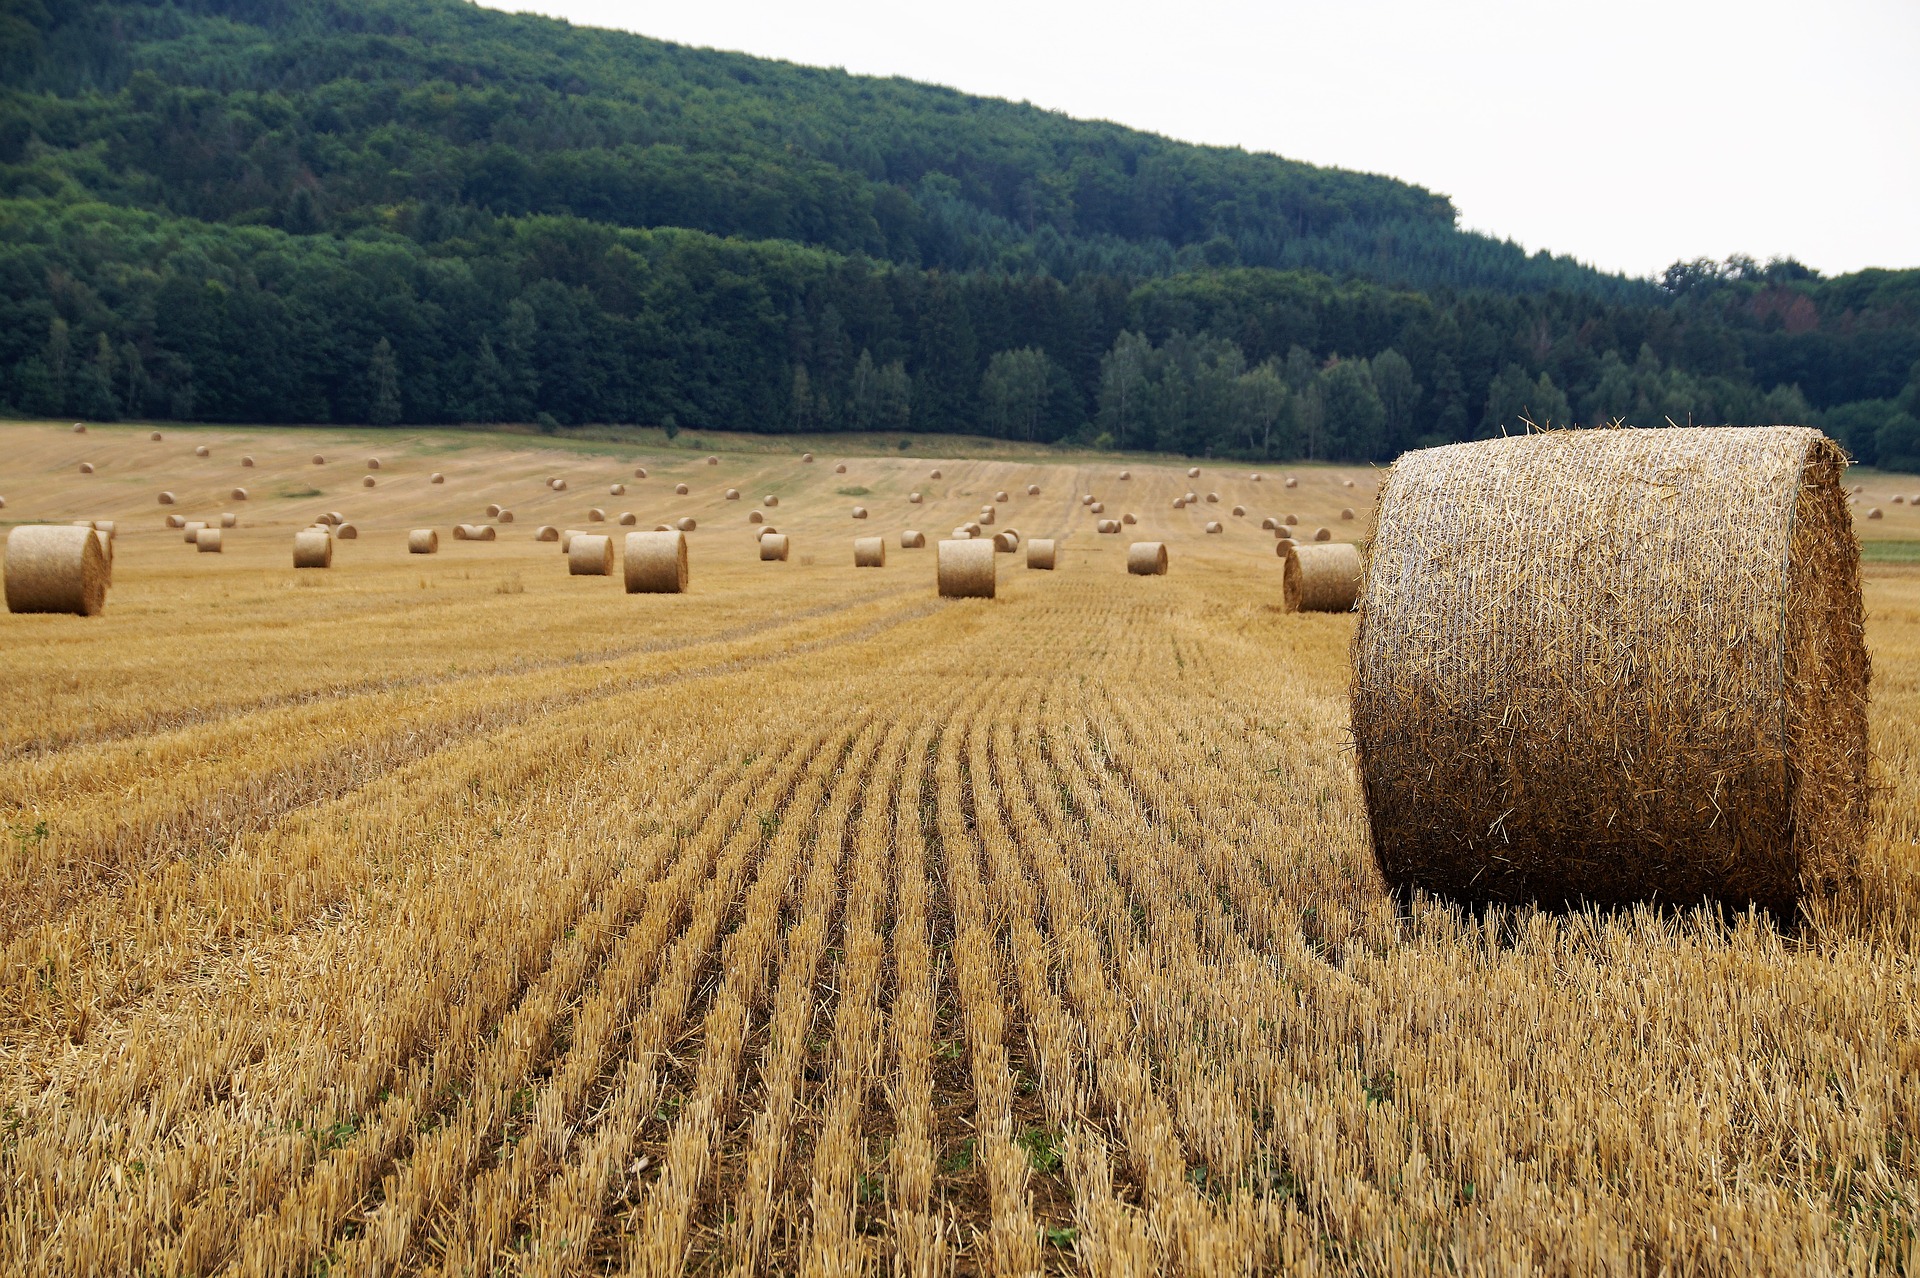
[1119,470,1131,480]
[963,521,982,536]
[901,530,926,548]
[1275,537,1297,558]
[1283,542,1361,612]
[366,457,382,470]
[1232,505,1246,516]
[72,422,85,433]
[977,508,995,526]
[1262,517,1280,530]
[1205,521,1223,533]
[634,467,648,478]
[1172,497,1186,509]
[854,535,886,567]
[196,528,223,553]
[836,463,848,473]
[498,509,514,523]
[951,527,974,539]
[1251,472,1263,481]
[551,478,568,491]
[909,492,923,503]
[1285,476,1297,487]
[362,475,376,488]
[325,512,345,525]
[1027,538,1056,569]
[1122,513,1137,525]
[801,453,813,463]
[486,503,503,518]
[1313,527,1331,542]
[1187,467,1200,477]
[569,533,614,575]
[1341,507,1355,520]
[725,489,740,500]
[1284,514,1299,526]
[456,523,496,541]
[292,528,333,569]
[1866,507,1882,519]
[409,528,439,554]
[0,497,5,509]
[995,490,1009,502]
[763,495,779,507]
[1089,501,1105,513]
[929,468,942,479]
[707,455,719,466]
[610,483,626,496]
[1351,426,1868,912]
[757,526,779,537]
[937,538,995,597]
[165,514,185,528]
[5,526,108,615]
[1343,478,1356,488]
[1206,492,1219,503]
[1127,542,1168,575]
[760,533,790,561]
[312,454,325,465]
[624,530,688,593]
[150,432,162,441]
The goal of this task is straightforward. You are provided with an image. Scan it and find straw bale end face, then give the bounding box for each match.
[937,538,995,597]
[1127,542,1168,575]
[854,535,886,567]
[624,530,688,593]
[1351,426,1869,914]
[1026,538,1056,570]
[6,526,109,615]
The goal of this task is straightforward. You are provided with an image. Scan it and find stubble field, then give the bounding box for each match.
[1,422,1917,1277]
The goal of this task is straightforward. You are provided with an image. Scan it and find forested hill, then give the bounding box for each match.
[3,0,1919,465]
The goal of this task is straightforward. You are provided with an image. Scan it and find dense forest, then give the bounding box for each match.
[3,0,1918,464]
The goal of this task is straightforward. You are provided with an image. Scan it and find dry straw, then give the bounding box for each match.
[535,525,559,542]
[851,506,868,519]
[1027,538,1056,570]
[725,488,739,500]
[456,523,496,541]
[1206,492,1219,503]
[1275,537,1297,558]
[909,492,923,503]
[1284,542,1361,612]
[362,475,376,488]
[748,510,765,524]
[610,483,625,495]
[149,431,161,441]
[1262,517,1280,530]
[78,462,93,473]
[292,528,332,569]
[618,512,636,525]
[1123,513,1136,525]
[241,455,254,467]
[1351,426,1868,913]
[1313,527,1331,541]
[165,514,184,528]
[706,455,719,466]
[1285,476,1297,487]
[854,536,886,567]
[1090,501,1105,513]
[409,528,439,554]
[183,521,205,543]
[1187,466,1200,477]
[929,468,942,479]
[196,528,223,553]
[992,530,1018,552]
[1232,505,1246,516]
[624,530,688,593]
[835,462,848,473]
[486,503,502,517]
[951,526,974,539]
[312,454,325,465]
[901,530,926,548]
[72,422,85,433]
[367,457,382,470]
[335,523,359,540]
[588,508,606,522]
[1127,542,1168,575]
[760,533,790,561]
[1341,507,1355,520]
[937,538,995,597]
[963,521,982,536]
[5,526,108,615]
[498,509,514,523]
[430,472,444,484]
[764,495,779,507]
[551,478,568,491]
[1097,519,1120,534]
[1026,484,1039,496]
[195,445,210,457]
[634,466,649,478]
[158,491,176,505]
[674,483,689,495]
[1119,469,1131,480]
[569,533,615,576]
[801,453,813,463]
[995,490,1009,502]
[231,487,248,501]
[220,513,237,527]
[675,516,697,532]
[978,508,995,525]
[1205,521,1223,533]
[1866,507,1882,519]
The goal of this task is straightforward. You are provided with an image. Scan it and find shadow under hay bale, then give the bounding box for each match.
[1351,426,1868,916]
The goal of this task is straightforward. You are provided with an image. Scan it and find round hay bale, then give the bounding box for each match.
[1262,517,1279,530]
[1205,521,1223,534]
[854,535,887,567]
[964,521,982,536]
[1275,537,1297,558]
[610,483,626,496]
[1340,507,1355,520]
[618,512,636,526]
[909,492,923,503]
[1205,492,1219,504]
[232,487,249,501]
[951,527,973,539]
[675,517,697,533]
[498,509,514,523]
[1127,542,1168,575]
[992,530,1018,553]
[901,530,926,549]
[674,483,689,496]
[801,453,814,463]
[1896,495,1906,504]
[1313,528,1332,542]
[219,512,237,528]
[324,512,345,525]
[748,510,765,525]
[1343,478,1356,488]
[706,455,719,466]
[763,495,779,507]
[1285,476,1298,488]
[362,475,376,488]
[851,506,869,519]
[195,445,210,458]
[196,528,223,553]
[158,491,176,506]
[242,456,255,468]
[978,508,995,526]
[1284,542,1361,612]
[312,454,325,465]
[1097,519,1120,534]
[929,468,942,479]
[551,479,568,492]
[725,488,740,500]
[634,467,649,479]
[994,490,1009,502]
[1119,470,1131,480]
[938,538,995,598]
[1027,538,1056,569]
[456,523,495,542]
[624,530,687,593]
[835,463,848,474]
[409,528,440,554]
[1187,467,1200,478]
[588,508,606,522]
[92,520,116,539]
[0,497,6,509]
[71,423,85,434]
[150,432,162,441]
[183,521,206,543]
[1285,514,1299,526]
[293,529,333,569]
[1089,501,1105,514]
[165,513,185,528]
[78,462,94,474]
[1352,426,1867,913]
[486,503,502,517]
[760,533,790,561]
[1232,505,1246,517]
[535,525,559,542]
[335,523,358,540]
[431,472,445,484]
[5,526,108,615]
[1172,497,1186,509]
[366,457,381,470]
[757,525,779,537]
[1251,472,1262,481]
[1026,484,1039,496]
[1866,507,1882,520]
[1122,513,1137,525]
[1080,494,1094,506]
[569,533,614,576]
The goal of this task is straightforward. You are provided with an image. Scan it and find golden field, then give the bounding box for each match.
[1,421,1917,1277]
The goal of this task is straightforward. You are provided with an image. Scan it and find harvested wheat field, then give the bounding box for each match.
[1,422,1917,1277]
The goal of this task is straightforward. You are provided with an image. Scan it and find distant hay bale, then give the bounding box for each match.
[150,432,162,441]
[725,488,740,500]
[431,472,444,484]
[72,423,85,434]
[1232,505,1246,516]
[624,530,688,593]
[757,525,779,537]
[938,538,995,598]
[901,530,926,548]
[409,528,439,554]
[195,445,210,457]
[1285,514,1299,526]
[909,492,923,503]
[1262,517,1279,530]
[158,491,176,505]
[929,468,942,479]
[485,503,502,518]
[1206,492,1219,503]
[610,483,626,496]
[674,483,689,496]
[535,525,559,542]
[1284,542,1361,613]
[801,453,813,463]
[836,463,848,473]
[1127,542,1168,575]
[232,487,249,501]
[1027,538,1056,569]
[1275,537,1296,558]
[1251,472,1262,481]
[551,479,568,492]
[219,513,237,528]
[324,512,345,525]
[293,528,333,569]
[963,521,982,536]
[588,508,606,522]
[951,527,973,539]
[456,523,495,541]
[5,526,108,615]
[634,467,648,479]
[498,509,514,523]
[1184,492,1197,503]
[706,455,719,466]
[1173,497,1186,509]
[1313,527,1331,541]
[1187,467,1200,477]
[763,495,779,507]
[1343,478,1356,488]
[1352,426,1867,913]
[242,456,255,467]
[1026,484,1039,496]
[1119,470,1131,480]
[851,506,869,519]
[335,523,358,540]
[1205,521,1223,533]
[569,533,614,575]
[184,521,206,543]
[1080,494,1094,506]
[1866,507,1882,519]
[1896,495,1907,504]
[312,454,325,465]
[992,530,1018,553]
[854,535,886,567]
[1341,508,1355,520]
[366,457,381,470]
[978,508,995,525]
[1285,476,1297,488]
[618,512,636,525]
[362,475,376,488]
[760,533,790,560]
[196,528,223,553]
[995,490,1009,502]
[165,514,185,528]
[79,462,94,474]
[748,510,765,524]
[675,517,697,532]
[1097,519,1119,534]
[1089,501,1105,513]
[1122,513,1136,525]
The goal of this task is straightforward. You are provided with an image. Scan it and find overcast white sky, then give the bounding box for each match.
[479,0,1918,281]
